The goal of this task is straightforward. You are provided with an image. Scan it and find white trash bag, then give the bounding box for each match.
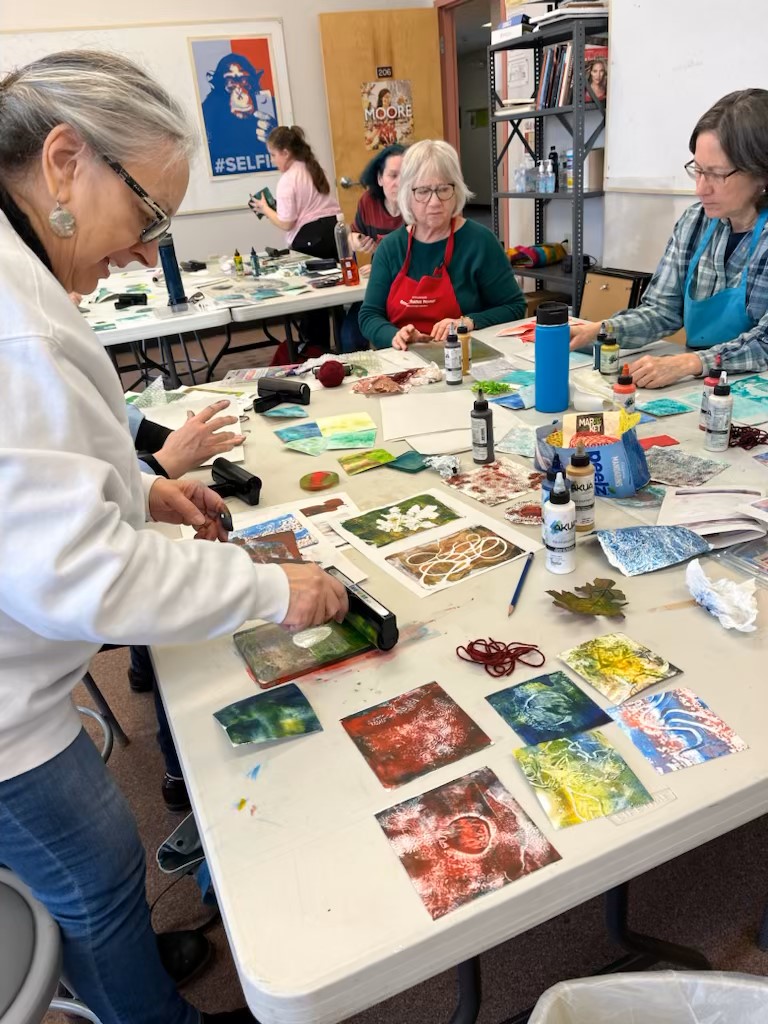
[528,971,768,1024]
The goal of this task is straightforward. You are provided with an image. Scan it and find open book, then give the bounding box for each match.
[657,486,766,548]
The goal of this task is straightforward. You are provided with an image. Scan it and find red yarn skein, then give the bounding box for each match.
[317,360,346,388]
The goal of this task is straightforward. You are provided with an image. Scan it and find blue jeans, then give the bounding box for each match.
[130,645,183,779]
[340,303,370,353]
[0,729,198,1024]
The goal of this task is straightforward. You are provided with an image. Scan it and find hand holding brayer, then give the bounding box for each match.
[279,563,349,630]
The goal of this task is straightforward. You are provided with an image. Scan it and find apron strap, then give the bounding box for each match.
[401,218,457,278]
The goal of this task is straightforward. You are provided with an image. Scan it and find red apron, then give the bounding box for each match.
[385,219,462,334]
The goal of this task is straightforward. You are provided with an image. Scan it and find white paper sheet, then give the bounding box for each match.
[381,390,474,441]
[658,486,766,548]
[405,429,472,455]
[329,488,540,598]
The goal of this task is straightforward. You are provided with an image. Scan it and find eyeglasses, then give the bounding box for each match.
[684,160,741,186]
[103,157,171,243]
[412,184,456,203]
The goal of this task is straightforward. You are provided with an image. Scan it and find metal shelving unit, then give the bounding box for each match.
[489,15,608,310]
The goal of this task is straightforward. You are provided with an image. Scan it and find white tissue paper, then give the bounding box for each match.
[686,559,758,632]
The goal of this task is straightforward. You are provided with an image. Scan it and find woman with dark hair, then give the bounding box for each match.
[249,124,340,258]
[341,145,405,352]
[571,89,768,387]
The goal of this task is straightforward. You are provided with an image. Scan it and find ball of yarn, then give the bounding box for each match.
[317,360,346,388]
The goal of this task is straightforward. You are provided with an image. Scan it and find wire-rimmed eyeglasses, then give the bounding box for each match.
[103,157,171,243]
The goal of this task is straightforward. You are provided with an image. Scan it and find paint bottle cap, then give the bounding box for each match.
[570,443,590,468]
[618,364,633,385]
[234,248,241,257]
[714,371,730,396]
[473,389,488,412]
[457,324,469,335]
[550,472,569,504]
[546,453,563,483]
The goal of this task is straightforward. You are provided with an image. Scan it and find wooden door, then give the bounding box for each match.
[319,9,444,226]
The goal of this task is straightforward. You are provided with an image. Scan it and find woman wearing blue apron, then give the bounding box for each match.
[571,89,768,388]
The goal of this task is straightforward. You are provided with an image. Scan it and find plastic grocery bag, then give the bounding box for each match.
[528,971,768,1024]
[534,411,650,499]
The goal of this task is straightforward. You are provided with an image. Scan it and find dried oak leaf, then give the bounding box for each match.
[546,577,628,618]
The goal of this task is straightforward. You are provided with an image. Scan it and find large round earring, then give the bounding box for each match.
[49,201,76,238]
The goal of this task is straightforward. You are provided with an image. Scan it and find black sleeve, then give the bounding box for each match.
[134,416,173,454]
[138,454,170,478]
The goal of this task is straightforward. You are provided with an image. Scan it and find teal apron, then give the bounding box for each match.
[683,208,768,349]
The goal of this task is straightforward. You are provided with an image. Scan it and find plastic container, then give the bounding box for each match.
[529,971,768,1024]
[613,364,636,413]
[233,248,244,277]
[444,325,462,385]
[471,389,494,464]
[599,322,619,378]
[334,213,360,285]
[541,453,566,505]
[543,473,575,574]
[250,247,261,278]
[523,153,537,192]
[534,301,570,413]
[699,360,722,431]
[457,324,472,375]
[704,371,732,452]
[544,159,556,193]
[158,235,187,307]
[548,146,559,191]
[566,443,595,533]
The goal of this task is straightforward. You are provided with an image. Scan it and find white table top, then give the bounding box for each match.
[229,279,367,324]
[151,326,768,1024]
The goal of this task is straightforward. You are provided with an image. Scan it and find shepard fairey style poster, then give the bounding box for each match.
[191,35,284,177]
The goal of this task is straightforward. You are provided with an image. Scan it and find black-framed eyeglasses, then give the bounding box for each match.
[103,157,171,243]
[412,184,456,203]
[684,159,740,186]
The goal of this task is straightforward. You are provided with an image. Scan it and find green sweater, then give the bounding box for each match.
[358,219,526,349]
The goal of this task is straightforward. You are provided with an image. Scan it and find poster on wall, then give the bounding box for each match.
[361,80,414,151]
[190,35,284,178]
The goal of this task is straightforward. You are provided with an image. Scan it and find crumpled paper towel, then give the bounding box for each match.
[686,559,758,632]
[424,454,461,479]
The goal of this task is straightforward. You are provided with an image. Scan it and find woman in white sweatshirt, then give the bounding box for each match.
[0,51,346,1024]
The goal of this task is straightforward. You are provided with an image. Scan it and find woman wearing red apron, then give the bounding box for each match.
[358,141,526,351]
[570,89,768,388]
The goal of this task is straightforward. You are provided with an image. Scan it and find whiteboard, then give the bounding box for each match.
[606,0,768,192]
[0,20,294,215]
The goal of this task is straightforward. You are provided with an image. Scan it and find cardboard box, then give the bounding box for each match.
[584,148,605,191]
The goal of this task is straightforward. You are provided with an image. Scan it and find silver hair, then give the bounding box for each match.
[397,139,474,225]
[0,50,197,178]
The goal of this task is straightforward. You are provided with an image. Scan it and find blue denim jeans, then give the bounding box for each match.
[339,303,370,353]
[0,729,198,1024]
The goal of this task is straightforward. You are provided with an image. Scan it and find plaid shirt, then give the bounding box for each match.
[610,202,768,375]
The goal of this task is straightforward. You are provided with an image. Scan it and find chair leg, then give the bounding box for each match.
[50,996,105,1023]
[81,672,129,747]
[605,882,712,969]
[448,957,482,1024]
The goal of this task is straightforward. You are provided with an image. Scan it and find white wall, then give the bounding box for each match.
[0,0,431,261]
[458,49,491,205]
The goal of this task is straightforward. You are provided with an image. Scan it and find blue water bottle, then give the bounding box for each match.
[158,234,187,308]
[534,301,570,413]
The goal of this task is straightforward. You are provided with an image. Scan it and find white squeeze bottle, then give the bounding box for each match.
[543,472,576,574]
[704,371,733,452]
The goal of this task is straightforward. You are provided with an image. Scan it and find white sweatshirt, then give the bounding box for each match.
[0,213,289,782]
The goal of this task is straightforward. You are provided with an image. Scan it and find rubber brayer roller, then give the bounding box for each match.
[325,567,399,651]
[252,376,311,413]
[209,459,262,506]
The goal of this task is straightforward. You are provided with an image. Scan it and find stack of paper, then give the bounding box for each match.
[657,486,766,548]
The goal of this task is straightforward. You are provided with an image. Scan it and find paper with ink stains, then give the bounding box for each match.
[559,631,681,703]
[376,766,560,918]
[234,621,372,689]
[214,683,322,746]
[486,670,610,744]
[514,730,652,828]
[386,525,522,592]
[644,447,727,487]
[342,681,491,788]
[608,687,747,774]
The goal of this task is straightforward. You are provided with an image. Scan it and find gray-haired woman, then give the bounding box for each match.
[358,139,526,349]
[0,50,346,1024]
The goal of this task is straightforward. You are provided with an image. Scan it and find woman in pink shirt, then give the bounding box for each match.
[249,125,340,258]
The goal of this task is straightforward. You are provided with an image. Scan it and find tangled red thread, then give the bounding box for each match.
[729,424,768,450]
[456,638,545,678]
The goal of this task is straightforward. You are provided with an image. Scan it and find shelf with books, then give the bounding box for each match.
[495,189,605,201]
[489,14,608,311]
[492,104,575,122]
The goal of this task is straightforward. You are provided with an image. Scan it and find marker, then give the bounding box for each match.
[508,551,534,616]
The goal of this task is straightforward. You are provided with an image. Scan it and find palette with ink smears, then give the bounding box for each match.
[234,620,373,689]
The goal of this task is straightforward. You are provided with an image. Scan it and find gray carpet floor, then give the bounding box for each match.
[44,326,768,1022]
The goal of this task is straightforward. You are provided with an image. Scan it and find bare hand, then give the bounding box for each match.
[430,318,466,342]
[249,196,268,215]
[148,478,229,541]
[154,400,244,478]
[359,263,372,279]
[569,321,601,350]
[392,324,432,350]
[350,232,377,254]
[628,353,703,389]
[279,563,349,629]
